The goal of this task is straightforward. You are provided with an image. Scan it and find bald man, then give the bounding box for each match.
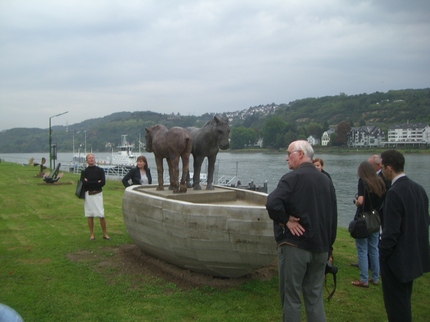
[266,140,337,322]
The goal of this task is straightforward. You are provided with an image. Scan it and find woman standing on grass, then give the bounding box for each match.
[81,153,110,241]
[351,161,386,288]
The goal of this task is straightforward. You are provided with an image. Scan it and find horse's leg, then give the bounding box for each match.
[155,156,164,191]
[179,153,190,193]
[167,158,174,190]
[168,156,180,193]
[206,154,216,190]
[185,153,193,188]
[192,155,204,190]
[186,169,192,188]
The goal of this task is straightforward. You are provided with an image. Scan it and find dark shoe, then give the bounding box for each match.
[350,263,359,267]
[103,236,111,240]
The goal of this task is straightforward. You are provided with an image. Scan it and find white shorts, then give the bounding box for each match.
[84,192,105,218]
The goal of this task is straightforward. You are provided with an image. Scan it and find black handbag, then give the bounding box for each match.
[75,180,85,199]
[348,183,381,238]
[361,186,381,234]
[348,208,368,239]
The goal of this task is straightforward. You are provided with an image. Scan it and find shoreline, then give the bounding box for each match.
[219,146,430,154]
[2,145,430,156]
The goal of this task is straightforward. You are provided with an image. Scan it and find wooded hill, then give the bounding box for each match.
[1,88,429,152]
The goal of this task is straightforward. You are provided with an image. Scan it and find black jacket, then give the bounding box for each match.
[379,176,430,283]
[122,167,152,187]
[266,162,338,253]
[80,165,105,192]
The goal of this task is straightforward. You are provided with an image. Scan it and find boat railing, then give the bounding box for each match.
[216,175,237,186]
[104,166,130,177]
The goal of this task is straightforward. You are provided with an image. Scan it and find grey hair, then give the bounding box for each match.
[292,140,314,159]
[370,154,381,165]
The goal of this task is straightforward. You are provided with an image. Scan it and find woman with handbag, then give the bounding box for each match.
[81,153,110,241]
[351,161,386,288]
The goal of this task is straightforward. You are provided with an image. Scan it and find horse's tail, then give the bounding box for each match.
[185,137,193,154]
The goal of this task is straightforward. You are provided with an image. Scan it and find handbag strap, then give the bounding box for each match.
[363,181,374,212]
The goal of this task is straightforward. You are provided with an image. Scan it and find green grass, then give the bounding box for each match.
[1,162,429,321]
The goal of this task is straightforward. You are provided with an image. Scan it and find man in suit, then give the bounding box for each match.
[379,149,430,322]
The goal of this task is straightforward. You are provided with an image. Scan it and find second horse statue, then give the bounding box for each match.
[145,124,192,193]
[187,116,230,190]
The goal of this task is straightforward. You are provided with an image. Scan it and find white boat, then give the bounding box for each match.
[69,154,86,172]
[69,135,136,172]
[108,135,137,166]
[122,184,277,278]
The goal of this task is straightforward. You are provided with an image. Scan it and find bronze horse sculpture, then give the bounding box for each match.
[187,116,230,190]
[145,124,192,193]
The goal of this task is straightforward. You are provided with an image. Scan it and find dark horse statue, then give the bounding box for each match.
[145,124,192,193]
[187,116,230,190]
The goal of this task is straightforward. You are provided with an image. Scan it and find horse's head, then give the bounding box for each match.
[145,127,154,152]
[145,124,168,152]
[214,116,230,150]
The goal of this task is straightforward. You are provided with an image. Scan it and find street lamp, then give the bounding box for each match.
[49,111,69,170]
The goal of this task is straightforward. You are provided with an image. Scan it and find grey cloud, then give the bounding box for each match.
[0,0,429,130]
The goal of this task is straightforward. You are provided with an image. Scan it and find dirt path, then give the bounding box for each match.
[68,244,277,290]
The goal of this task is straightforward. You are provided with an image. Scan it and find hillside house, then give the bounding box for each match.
[347,126,385,148]
[254,138,263,148]
[307,135,320,146]
[321,129,335,146]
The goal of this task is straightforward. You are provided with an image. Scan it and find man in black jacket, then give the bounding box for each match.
[266,140,337,322]
[379,149,430,322]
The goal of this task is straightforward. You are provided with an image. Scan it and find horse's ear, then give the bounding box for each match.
[145,128,149,132]
[214,115,220,123]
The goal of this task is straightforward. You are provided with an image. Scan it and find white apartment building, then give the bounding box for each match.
[387,123,430,146]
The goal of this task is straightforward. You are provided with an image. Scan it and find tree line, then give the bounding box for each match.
[230,88,430,149]
[0,88,429,153]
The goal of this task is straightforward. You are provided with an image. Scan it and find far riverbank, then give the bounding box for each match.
[225,146,430,154]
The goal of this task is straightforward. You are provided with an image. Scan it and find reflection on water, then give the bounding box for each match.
[1,151,429,229]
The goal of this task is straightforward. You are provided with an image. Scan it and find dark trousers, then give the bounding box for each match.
[380,259,413,322]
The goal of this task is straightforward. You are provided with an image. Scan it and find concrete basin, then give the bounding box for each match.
[122,185,277,278]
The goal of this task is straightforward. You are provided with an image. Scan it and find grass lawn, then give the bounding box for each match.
[1,161,429,321]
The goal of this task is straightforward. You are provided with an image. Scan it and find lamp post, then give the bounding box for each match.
[49,111,69,170]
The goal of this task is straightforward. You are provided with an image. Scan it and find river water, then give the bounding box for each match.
[1,151,429,229]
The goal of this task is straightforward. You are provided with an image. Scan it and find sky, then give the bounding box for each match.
[1,0,429,131]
